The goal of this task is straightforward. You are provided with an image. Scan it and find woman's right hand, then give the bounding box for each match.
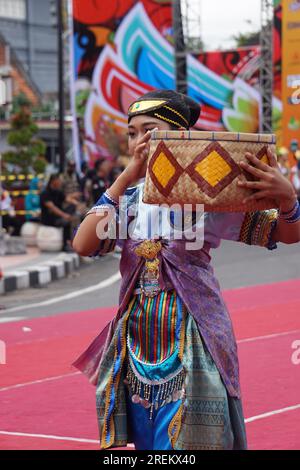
[122,130,152,185]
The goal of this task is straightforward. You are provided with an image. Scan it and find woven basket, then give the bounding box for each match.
[143,130,278,212]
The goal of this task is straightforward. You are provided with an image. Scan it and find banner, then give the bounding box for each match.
[281,0,300,161]
[71,1,282,169]
[71,0,173,168]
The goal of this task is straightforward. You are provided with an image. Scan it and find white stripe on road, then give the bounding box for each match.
[0,430,99,444]
[0,316,25,324]
[237,329,300,344]
[0,271,121,317]
[0,372,81,392]
[0,403,299,445]
[245,403,300,423]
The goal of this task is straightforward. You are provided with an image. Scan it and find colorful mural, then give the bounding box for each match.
[71,0,283,167]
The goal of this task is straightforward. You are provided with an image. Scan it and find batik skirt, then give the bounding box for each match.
[96,291,247,450]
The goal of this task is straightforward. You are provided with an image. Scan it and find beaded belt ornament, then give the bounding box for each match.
[125,357,185,420]
[134,240,162,297]
[143,130,278,212]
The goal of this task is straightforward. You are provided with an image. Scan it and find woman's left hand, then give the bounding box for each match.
[237,148,297,209]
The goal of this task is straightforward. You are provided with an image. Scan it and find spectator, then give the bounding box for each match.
[91,158,113,203]
[110,163,125,182]
[291,159,300,203]
[25,177,42,221]
[277,148,291,179]
[0,188,21,235]
[40,174,78,252]
[81,167,95,207]
[79,161,88,190]
[78,161,90,201]
[62,160,81,201]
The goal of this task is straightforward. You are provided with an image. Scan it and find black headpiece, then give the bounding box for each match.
[128,89,200,129]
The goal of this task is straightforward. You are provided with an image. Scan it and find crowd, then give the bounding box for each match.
[277,149,300,201]
[1,150,300,253]
[0,157,125,252]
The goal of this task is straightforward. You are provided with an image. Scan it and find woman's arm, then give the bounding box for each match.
[72,172,131,256]
[238,149,300,245]
[270,196,300,244]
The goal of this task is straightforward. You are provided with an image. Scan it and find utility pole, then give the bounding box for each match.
[172,0,187,94]
[51,0,65,173]
[259,0,274,133]
[57,0,65,173]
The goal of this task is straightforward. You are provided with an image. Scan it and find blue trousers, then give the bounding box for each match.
[125,388,182,450]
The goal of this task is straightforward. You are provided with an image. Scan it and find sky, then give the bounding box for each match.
[184,0,261,51]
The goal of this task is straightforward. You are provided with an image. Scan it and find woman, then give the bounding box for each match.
[25,177,42,221]
[72,90,300,450]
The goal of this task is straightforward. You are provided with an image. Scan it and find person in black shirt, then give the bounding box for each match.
[40,174,78,252]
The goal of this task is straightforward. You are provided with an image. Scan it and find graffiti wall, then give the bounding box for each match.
[71,0,282,167]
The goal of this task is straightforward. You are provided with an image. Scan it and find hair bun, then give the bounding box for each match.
[180,94,201,127]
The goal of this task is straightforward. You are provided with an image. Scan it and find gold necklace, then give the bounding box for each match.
[135,240,162,297]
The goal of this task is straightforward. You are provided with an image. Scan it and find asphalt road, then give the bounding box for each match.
[0,239,299,322]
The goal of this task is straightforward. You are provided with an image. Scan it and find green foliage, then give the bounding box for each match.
[33,156,47,174]
[31,100,57,120]
[185,36,205,53]
[75,90,91,118]
[0,106,5,120]
[2,103,47,175]
[12,92,56,120]
[11,92,31,113]
[232,30,260,47]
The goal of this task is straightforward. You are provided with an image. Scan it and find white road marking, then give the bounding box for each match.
[245,403,300,423]
[0,316,25,324]
[0,430,99,444]
[0,271,121,316]
[0,372,81,392]
[0,403,299,445]
[237,329,300,344]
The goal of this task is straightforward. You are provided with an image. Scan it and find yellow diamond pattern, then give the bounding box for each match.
[152,152,176,188]
[260,154,269,165]
[195,151,232,187]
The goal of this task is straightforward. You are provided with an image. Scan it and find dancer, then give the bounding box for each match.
[72,90,300,450]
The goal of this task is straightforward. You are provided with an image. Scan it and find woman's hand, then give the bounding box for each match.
[123,130,152,185]
[237,148,297,210]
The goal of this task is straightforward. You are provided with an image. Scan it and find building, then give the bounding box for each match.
[0,0,58,98]
[0,1,73,170]
[0,32,41,109]
[0,119,72,169]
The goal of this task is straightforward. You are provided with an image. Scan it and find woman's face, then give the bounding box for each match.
[127,115,171,156]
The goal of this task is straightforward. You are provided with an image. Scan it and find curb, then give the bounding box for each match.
[0,253,81,295]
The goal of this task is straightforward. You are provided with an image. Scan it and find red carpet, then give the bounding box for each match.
[1,279,300,450]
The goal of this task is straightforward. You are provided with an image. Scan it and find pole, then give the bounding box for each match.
[172,0,187,94]
[259,0,274,133]
[57,0,65,173]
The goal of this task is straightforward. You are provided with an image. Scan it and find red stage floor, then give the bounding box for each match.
[1,279,300,450]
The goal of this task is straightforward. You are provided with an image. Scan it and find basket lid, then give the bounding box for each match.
[151,129,276,144]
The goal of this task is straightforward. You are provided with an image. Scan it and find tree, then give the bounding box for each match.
[185,36,205,53]
[3,98,47,175]
[11,92,31,113]
[232,30,260,47]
